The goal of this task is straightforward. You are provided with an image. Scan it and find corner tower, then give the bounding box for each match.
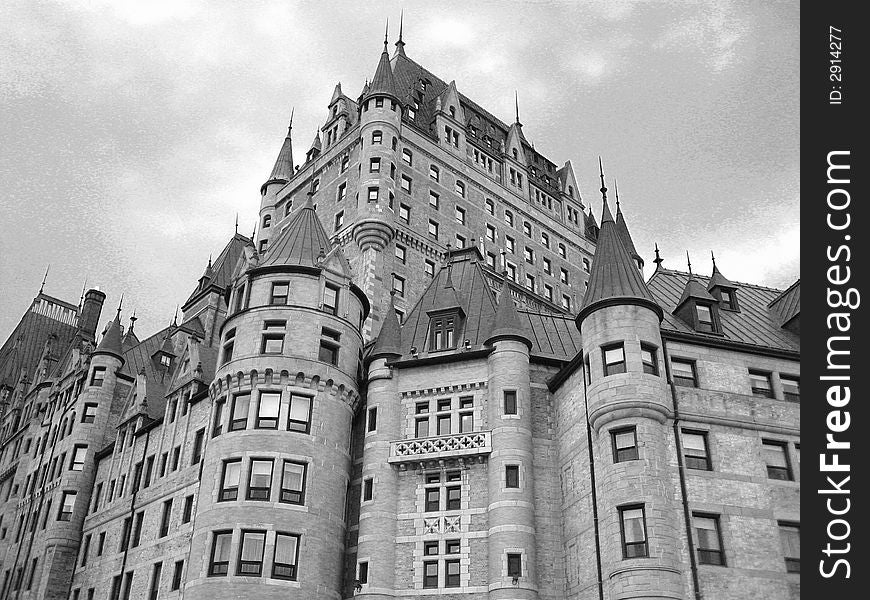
[573,164,686,600]
[188,198,369,599]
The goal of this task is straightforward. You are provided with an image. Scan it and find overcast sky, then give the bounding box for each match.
[0,0,799,342]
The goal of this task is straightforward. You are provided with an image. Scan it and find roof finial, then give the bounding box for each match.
[614,178,620,211]
[686,251,694,277]
[383,17,389,52]
[173,305,179,327]
[78,277,88,312]
[653,243,664,268]
[116,294,124,319]
[235,213,239,235]
[598,156,608,202]
[515,90,521,125]
[711,250,717,270]
[129,309,137,332]
[39,264,50,295]
[396,9,405,51]
[288,106,294,131]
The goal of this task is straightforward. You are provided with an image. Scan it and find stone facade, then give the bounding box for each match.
[0,35,799,600]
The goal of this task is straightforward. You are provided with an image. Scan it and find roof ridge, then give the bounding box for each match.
[651,268,789,293]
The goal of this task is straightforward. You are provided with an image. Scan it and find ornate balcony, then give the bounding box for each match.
[388,431,492,465]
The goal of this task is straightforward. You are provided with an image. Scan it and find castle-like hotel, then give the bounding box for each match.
[0,29,799,600]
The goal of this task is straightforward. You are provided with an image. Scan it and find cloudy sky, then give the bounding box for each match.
[0,0,799,341]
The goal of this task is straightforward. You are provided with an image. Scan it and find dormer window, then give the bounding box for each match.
[717,288,739,310]
[430,314,457,351]
[160,355,172,368]
[696,305,715,333]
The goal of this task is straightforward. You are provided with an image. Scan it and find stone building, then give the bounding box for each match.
[0,30,799,600]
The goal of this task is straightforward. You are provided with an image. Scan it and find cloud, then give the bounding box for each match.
[655,1,749,71]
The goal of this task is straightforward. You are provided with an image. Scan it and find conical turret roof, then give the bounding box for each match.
[615,199,642,267]
[371,295,403,359]
[257,196,333,270]
[94,311,124,360]
[309,130,322,153]
[266,119,295,184]
[578,197,661,323]
[366,46,400,100]
[485,278,532,348]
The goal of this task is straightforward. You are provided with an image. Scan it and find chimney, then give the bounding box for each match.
[79,289,106,341]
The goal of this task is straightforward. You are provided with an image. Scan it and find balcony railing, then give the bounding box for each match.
[388,431,492,464]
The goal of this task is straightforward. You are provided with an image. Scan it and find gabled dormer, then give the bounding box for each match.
[433,81,466,155]
[673,268,722,335]
[151,330,176,371]
[707,254,740,311]
[305,129,322,163]
[426,267,465,352]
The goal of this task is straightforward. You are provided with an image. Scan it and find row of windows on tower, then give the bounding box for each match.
[617,505,799,572]
[218,457,306,504]
[230,281,343,319]
[583,343,800,402]
[221,320,343,367]
[611,426,800,481]
[208,529,301,581]
[212,389,312,437]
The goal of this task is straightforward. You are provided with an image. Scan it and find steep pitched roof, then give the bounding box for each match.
[486,278,532,348]
[615,201,642,266]
[0,294,79,388]
[708,262,736,291]
[768,279,800,327]
[397,249,581,362]
[578,199,660,322]
[94,312,124,360]
[183,233,253,308]
[676,276,715,307]
[257,197,332,270]
[266,123,295,185]
[370,296,403,359]
[648,269,800,354]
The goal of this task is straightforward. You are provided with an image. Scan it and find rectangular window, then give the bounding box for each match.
[90,367,106,387]
[603,344,626,376]
[694,514,725,565]
[191,428,205,464]
[696,304,715,332]
[778,522,800,573]
[395,244,407,263]
[70,445,87,471]
[270,282,289,305]
[212,398,225,437]
[402,148,413,165]
[109,575,121,600]
[81,534,91,566]
[505,236,515,253]
[425,487,440,512]
[221,329,235,366]
[171,447,180,471]
[423,561,438,588]
[415,417,429,438]
[273,533,300,580]
[230,393,251,431]
[504,390,517,415]
[425,259,435,277]
[428,219,439,240]
[445,485,461,510]
[485,198,495,215]
[582,257,590,272]
[182,494,194,523]
[455,233,466,248]
[247,459,273,501]
[401,175,412,193]
[371,130,382,144]
[209,531,233,576]
[486,224,496,242]
[612,427,639,462]
[620,505,649,558]
[505,465,520,488]
[486,252,496,269]
[427,190,440,210]
[781,375,800,402]
[238,530,266,576]
[641,344,659,375]
[171,561,183,591]
[333,211,344,231]
[763,440,793,480]
[82,403,98,424]
[524,247,534,264]
[337,182,347,201]
[392,274,405,297]
[749,370,774,398]
[363,477,374,502]
[369,157,380,172]
[261,320,286,354]
[120,571,134,600]
[525,273,535,291]
[148,562,162,600]
[143,456,154,487]
[97,531,105,556]
[218,458,242,502]
[58,491,76,521]
[682,430,711,470]
[560,267,569,284]
[399,203,410,223]
[257,392,280,429]
[430,314,456,350]
[367,187,379,203]
[159,499,172,537]
[671,359,697,387]
[367,406,378,432]
[288,394,312,433]
[455,205,466,224]
[445,559,460,587]
[459,410,473,433]
[437,413,451,435]
[507,553,522,578]
[119,517,132,551]
[429,165,440,181]
[280,461,306,504]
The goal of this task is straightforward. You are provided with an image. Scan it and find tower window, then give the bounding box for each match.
[219,459,241,501]
[90,367,106,387]
[82,403,98,424]
[363,478,374,501]
[619,505,649,558]
[237,531,266,576]
[369,157,380,173]
[288,394,312,433]
[323,282,340,315]
[257,392,280,429]
[247,459,273,501]
[368,187,379,203]
[602,343,626,376]
[273,533,300,580]
[430,314,457,351]
[611,427,638,462]
[682,430,711,470]
[280,461,306,504]
[505,465,520,488]
[694,514,725,565]
[270,282,289,305]
[58,491,76,521]
[371,130,382,144]
[209,531,232,576]
[230,393,251,431]
[641,344,659,375]
[507,553,522,578]
[318,328,340,365]
[261,320,286,354]
[367,406,378,432]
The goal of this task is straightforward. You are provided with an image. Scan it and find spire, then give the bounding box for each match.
[310,129,322,152]
[264,109,295,186]
[598,157,614,224]
[371,291,403,359]
[707,250,736,290]
[395,9,406,56]
[94,308,124,360]
[366,32,401,100]
[578,189,662,324]
[39,265,49,295]
[515,90,521,126]
[686,251,693,277]
[653,243,664,269]
[235,213,239,235]
[383,17,389,52]
[122,310,139,350]
[486,276,532,348]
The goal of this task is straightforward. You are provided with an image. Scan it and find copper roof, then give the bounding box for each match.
[648,269,800,353]
[767,279,800,328]
[707,263,736,291]
[183,233,253,308]
[257,198,332,270]
[368,48,400,99]
[371,298,402,359]
[486,278,531,348]
[94,313,124,360]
